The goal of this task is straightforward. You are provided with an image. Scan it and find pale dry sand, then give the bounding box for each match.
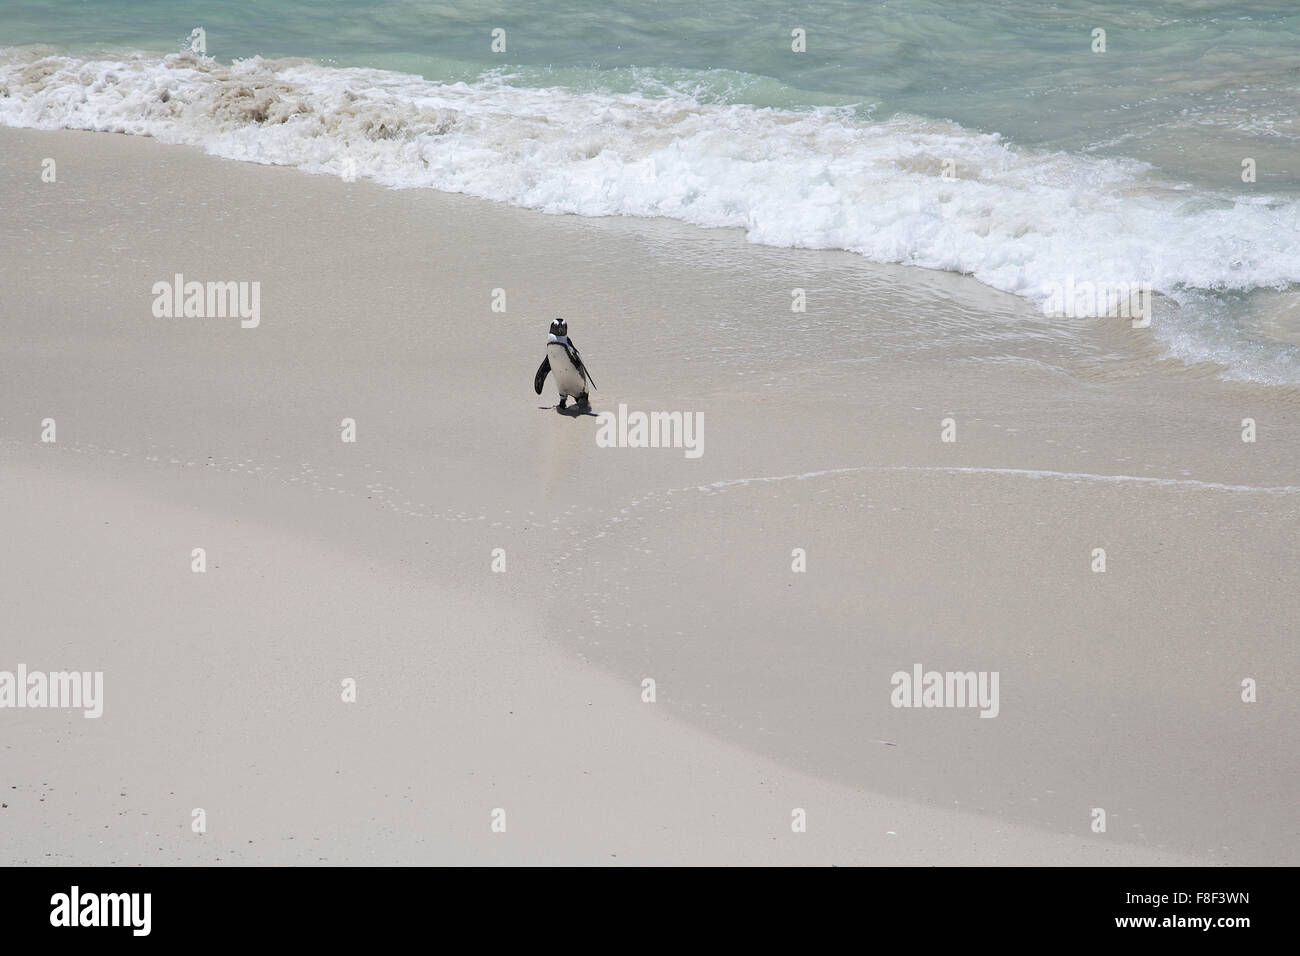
[1,459,1195,865]
[1,127,1296,864]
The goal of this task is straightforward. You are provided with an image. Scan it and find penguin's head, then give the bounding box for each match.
[549,318,568,338]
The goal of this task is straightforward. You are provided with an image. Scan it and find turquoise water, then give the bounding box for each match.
[5,0,1298,189]
[3,1,1299,382]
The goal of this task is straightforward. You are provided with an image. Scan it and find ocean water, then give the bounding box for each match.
[2,0,1298,382]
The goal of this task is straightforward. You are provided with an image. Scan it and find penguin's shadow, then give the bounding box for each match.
[538,404,599,418]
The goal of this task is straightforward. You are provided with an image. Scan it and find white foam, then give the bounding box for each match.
[3,49,1299,379]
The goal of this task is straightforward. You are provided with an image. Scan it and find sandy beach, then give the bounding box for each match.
[2,125,1297,865]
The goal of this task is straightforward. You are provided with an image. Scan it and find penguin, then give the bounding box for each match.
[533,318,597,411]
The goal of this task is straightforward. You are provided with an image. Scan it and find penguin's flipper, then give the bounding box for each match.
[565,339,597,391]
[533,355,551,395]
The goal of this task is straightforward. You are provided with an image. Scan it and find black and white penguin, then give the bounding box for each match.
[533,318,597,410]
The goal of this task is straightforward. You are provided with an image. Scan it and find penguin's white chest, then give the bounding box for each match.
[547,342,586,397]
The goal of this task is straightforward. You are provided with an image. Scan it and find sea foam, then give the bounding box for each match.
[3,49,1298,380]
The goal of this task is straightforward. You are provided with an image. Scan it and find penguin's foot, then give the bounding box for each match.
[557,396,568,410]
[577,392,590,411]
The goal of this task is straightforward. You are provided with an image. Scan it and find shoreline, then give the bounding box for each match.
[4,43,1300,392]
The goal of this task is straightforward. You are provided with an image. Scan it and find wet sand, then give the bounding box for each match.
[2,127,1296,864]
